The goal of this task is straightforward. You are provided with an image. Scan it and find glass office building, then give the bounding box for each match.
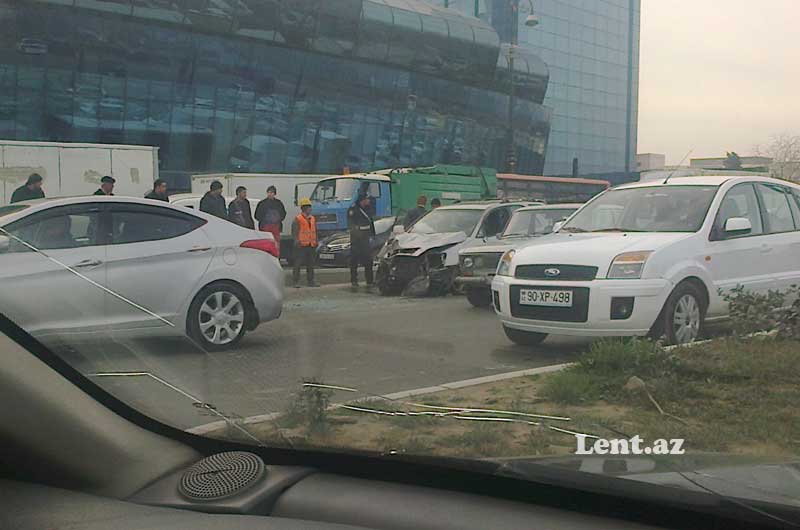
[0,0,552,189]
[437,0,641,179]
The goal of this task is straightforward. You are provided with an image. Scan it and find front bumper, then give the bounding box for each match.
[491,275,673,337]
[454,274,494,287]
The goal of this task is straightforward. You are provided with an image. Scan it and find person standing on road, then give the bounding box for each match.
[254,185,287,257]
[10,173,45,203]
[144,179,169,202]
[430,197,441,209]
[403,195,427,229]
[291,198,319,288]
[348,193,376,290]
[93,175,115,196]
[200,180,227,219]
[228,186,255,229]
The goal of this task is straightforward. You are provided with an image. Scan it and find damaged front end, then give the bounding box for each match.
[376,233,464,297]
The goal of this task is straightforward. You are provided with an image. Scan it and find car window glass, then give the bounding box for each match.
[756,183,795,233]
[480,209,504,237]
[111,209,202,244]
[4,210,101,252]
[713,183,763,239]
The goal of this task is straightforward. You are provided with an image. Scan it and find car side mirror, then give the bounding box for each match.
[0,235,9,253]
[392,225,405,235]
[724,217,752,237]
[552,221,564,232]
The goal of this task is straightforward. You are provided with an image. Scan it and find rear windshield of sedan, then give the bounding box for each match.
[562,185,719,233]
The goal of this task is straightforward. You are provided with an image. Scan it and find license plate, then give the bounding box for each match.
[519,289,572,307]
[320,253,335,260]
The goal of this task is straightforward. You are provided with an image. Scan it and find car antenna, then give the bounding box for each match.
[663,149,693,184]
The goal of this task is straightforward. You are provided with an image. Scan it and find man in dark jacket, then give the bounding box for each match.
[93,175,115,196]
[228,186,254,229]
[254,185,287,257]
[200,180,227,219]
[144,179,169,201]
[402,195,427,229]
[10,173,45,203]
[348,193,376,289]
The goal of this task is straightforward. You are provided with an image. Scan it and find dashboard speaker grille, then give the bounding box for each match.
[179,451,265,500]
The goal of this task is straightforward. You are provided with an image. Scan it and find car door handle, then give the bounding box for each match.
[187,246,212,253]
[73,259,103,268]
[760,245,773,254]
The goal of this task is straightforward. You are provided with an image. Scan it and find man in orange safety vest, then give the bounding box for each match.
[291,197,319,288]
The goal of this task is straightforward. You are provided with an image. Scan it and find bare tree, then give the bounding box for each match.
[755,133,800,182]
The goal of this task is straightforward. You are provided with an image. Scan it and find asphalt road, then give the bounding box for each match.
[54,283,592,431]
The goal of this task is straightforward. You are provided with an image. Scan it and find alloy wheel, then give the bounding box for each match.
[672,294,700,344]
[198,291,245,345]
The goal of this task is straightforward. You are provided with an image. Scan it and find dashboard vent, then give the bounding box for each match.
[179,451,265,500]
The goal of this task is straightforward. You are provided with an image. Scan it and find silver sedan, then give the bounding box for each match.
[0,196,283,351]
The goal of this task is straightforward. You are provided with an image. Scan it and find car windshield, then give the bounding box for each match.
[409,209,484,235]
[3,0,800,520]
[561,186,719,233]
[502,208,576,238]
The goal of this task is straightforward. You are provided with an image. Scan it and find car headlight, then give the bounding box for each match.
[496,249,515,277]
[462,256,474,269]
[607,251,652,279]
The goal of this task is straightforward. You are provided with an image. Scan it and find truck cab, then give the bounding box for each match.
[303,174,392,237]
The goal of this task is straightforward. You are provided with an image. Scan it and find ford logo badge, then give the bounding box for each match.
[544,268,561,277]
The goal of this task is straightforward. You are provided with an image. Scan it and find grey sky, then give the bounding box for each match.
[638,0,800,164]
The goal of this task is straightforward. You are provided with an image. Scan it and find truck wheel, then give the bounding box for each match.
[503,325,548,346]
[187,282,251,351]
[466,287,492,308]
[656,282,706,345]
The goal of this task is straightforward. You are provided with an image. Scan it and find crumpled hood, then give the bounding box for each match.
[392,231,468,257]
[513,232,693,276]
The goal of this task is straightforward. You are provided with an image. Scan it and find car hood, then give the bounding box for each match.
[392,231,468,256]
[513,232,693,276]
[459,234,552,256]
[459,241,514,256]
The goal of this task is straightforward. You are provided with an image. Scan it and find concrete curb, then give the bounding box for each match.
[186,362,575,435]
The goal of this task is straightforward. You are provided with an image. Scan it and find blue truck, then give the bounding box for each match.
[298,165,497,238]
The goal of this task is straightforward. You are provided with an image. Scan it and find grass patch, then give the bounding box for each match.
[216,337,800,461]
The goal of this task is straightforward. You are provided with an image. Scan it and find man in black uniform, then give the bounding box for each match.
[10,173,45,203]
[93,175,115,196]
[145,179,169,201]
[200,180,227,219]
[348,193,375,289]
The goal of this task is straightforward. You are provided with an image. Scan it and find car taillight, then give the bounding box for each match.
[241,239,279,258]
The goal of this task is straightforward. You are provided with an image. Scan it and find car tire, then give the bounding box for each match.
[466,287,492,308]
[187,282,251,351]
[503,325,548,346]
[656,282,706,346]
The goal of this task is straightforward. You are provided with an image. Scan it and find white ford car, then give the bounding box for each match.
[492,176,800,345]
[0,196,283,351]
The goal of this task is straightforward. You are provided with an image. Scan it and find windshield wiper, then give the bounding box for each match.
[559,226,588,233]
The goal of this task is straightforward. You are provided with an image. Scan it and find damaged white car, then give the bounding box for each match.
[375,201,536,296]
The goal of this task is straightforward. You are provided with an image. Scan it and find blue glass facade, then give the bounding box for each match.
[436,0,641,178]
[0,0,551,189]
